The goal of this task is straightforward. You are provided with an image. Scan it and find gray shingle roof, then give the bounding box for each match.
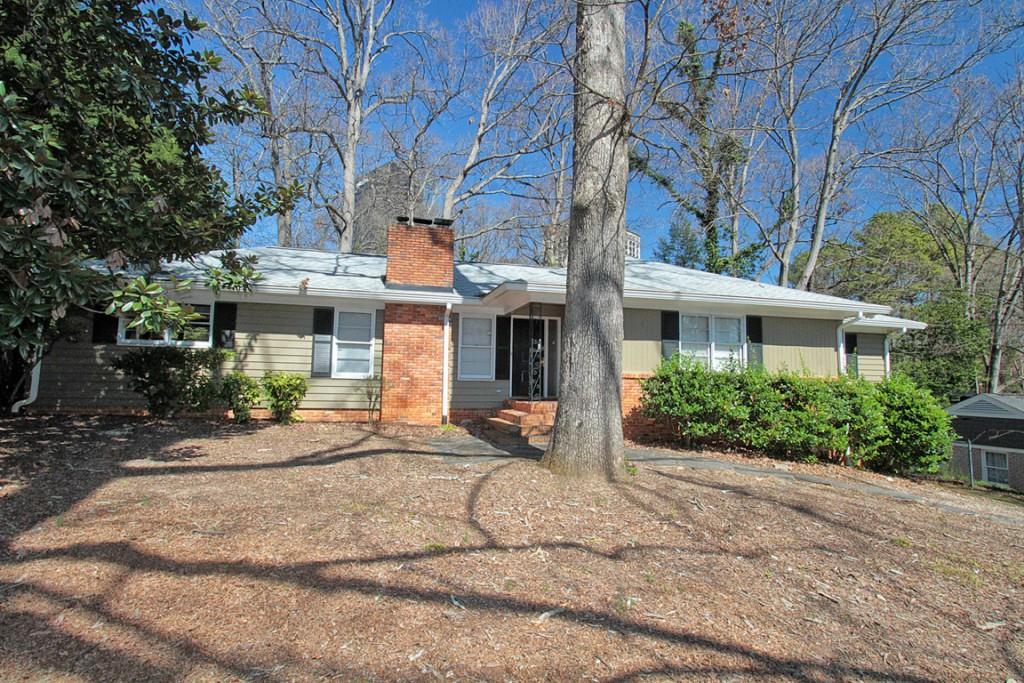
[159,247,892,314]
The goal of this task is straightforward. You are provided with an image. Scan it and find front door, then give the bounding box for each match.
[511,318,546,398]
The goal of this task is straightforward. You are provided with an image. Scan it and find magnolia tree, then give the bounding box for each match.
[0,0,290,391]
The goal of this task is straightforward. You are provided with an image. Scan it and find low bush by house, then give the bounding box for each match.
[261,371,308,423]
[221,371,262,423]
[113,347,229,417]
[112,348,309,423]
[640,359,952,474]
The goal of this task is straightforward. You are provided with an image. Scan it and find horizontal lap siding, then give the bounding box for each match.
[35,322,144,408]
[856,333,886,381]
[763,317,839,377]
[450,313,509,410]
[231,303,383,410]
[623,309,662,374]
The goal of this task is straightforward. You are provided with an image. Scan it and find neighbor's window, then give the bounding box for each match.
[333,310,374,378]
[117,304,213,348]
[459,316,494,380]
[983,452,1010,485]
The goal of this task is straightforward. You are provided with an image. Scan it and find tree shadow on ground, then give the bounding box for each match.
[0,417,972,681]
[2,539,937,683]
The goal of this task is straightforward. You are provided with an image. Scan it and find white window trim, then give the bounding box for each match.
[982,451,1011,485]
[116,304,214,349]
[458,314,496,381]
[330,307,376,380]
[669,313,746,368]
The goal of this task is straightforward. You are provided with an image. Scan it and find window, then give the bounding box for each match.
[845,333,859,377]
[333,310,374,378]
[661,312,745,369]
[983,452,1010,485]
[459,316,495,380]
[117,304,213,348]
[680,315,711,366]
[713,317,742,369]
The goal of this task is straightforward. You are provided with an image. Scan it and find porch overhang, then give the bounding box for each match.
[480,281,893,319]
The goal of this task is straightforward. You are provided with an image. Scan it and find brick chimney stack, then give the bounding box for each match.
[384,217,454,290]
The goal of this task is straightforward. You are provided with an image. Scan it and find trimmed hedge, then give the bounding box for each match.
[640,359,952,474]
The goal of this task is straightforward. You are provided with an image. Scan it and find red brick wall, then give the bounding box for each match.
[380,303,447,424]
[621,373,674,442]
[385,223,454,289]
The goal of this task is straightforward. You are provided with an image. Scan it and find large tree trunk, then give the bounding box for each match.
[541,0,627,479]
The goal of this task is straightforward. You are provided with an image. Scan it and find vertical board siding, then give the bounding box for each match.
[762,317,839,376]
[856,333,886,381]
[230,303,383,410]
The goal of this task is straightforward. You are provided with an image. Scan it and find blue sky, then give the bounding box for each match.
[186,0,1022,268]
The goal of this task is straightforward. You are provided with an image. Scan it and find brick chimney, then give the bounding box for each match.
[385,218,454,290]
[380,217,455,426]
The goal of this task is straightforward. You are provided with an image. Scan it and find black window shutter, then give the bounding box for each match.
[311,308,334,377]
[91,312,119,344]
[494,316,511,380]
[746,316,763,344]
[661,311,679,340]
[746,316,764,368]
[213,302,238,349]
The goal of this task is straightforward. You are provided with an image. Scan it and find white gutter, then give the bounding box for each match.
[178,282,473,306]
[482,281,891,315]
[11,358,41,414]
[441,303,452,424]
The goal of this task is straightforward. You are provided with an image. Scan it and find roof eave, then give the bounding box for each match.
[481,282,890,315]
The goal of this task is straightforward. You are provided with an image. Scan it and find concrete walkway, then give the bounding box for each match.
[426,433,1024,528]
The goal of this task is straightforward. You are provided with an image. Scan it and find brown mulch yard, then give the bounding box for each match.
[1,416,1023,682]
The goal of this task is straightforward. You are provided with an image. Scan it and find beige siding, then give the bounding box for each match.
[35,315,144,409]
[450,313,509,410]
[36,304,385,412]
[855,333,886,381]
[761,317,839,376]
[230,303,383,410]
[623,308,662,373]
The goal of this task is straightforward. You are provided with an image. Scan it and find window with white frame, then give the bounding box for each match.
[679,315,711,366]
[662,313,745,369]
[983,451,1010,485]
[333,310,374,378]
[713,317,743,369]
[117,304,213,347]
[459,316,494,380]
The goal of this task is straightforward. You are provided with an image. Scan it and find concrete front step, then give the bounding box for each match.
[485,416,553,439]
[496,408,553,427]
[505,399,558,414]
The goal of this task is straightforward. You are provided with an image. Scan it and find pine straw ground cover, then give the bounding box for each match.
[1,417,1022,682]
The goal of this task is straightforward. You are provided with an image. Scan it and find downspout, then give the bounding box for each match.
[966,438,975,489]
[441,302,452,424]
[883,335,892,379]
[11,358,42,414]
